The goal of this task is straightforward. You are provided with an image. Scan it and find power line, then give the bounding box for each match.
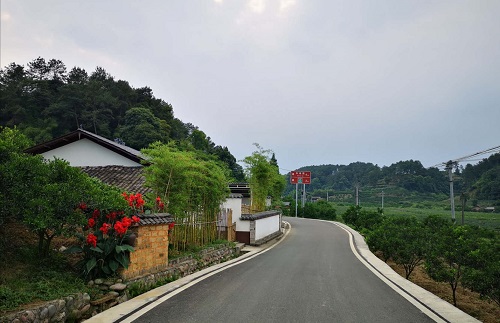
[431,145,500,168]
[431,144,500,223]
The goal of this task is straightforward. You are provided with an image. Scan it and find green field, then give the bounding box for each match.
[330,203,500,231]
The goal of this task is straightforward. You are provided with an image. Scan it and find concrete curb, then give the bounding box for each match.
[333,221,480,323]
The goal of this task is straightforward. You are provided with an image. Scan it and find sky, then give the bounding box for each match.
[1,0,500,173]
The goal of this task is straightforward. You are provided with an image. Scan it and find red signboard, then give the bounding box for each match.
[290,171,311,184]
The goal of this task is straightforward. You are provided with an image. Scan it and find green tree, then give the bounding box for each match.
[242,144,285,212]
[1,126,123,257]
[213,145,245,182]
[22,158,96,257]
[142,142,230,251]
[0,63,30,128]
[424,225,489,306]
[115,107,169,149]
[0,127,34,224]
[302,201,337,221]
[461,232,500,306]
[342,206,383,232]
[368,216,426,279]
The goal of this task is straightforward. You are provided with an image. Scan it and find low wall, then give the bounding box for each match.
[237,211,282,246]
[122,224,169,280]
[121,213,173,280]
[0,243,242,323]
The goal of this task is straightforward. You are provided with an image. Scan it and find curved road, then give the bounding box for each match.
[127,217,434,323]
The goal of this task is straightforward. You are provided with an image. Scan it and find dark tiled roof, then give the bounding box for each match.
[137,213,174,226]
[228,183,251,197]
[240,210,281,221]
[25,128,149,165]
[80,166,152,195]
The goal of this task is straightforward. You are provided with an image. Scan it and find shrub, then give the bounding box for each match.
[67,191,166,280]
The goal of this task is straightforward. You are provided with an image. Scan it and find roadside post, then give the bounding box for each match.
[290,171,311,217]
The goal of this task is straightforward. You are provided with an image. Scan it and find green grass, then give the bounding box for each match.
[0,245,92,314]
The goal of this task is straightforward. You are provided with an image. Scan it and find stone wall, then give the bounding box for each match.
[0,243,241,323]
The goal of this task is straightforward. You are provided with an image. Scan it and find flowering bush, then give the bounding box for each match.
[67,193,151,279]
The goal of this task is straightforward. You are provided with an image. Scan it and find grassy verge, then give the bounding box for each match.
[0,243,91,314]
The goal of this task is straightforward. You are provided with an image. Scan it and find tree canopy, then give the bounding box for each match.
[242,144,286,211]
[0,57,244,181]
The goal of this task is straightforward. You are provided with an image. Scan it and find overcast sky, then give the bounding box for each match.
[2,0,499,173]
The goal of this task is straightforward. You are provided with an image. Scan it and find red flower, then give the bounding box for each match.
[79,202,87,210]
[114,221,127,236]
[92,209,100,219]
[99,223,111,235]
[121,217,132,228]
[106,211,117,220]
[135,194,145,208]
[86,233,97,248]
[132,215,140,223]
[168,222,175,231]
[88,218,96,228]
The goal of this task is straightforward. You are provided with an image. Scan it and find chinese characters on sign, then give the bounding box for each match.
[290,171,311,184]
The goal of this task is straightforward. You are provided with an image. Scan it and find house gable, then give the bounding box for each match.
[25,129,146,167]
[39,138,141,167]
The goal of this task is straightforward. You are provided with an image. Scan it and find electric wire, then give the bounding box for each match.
[431,145,500,168]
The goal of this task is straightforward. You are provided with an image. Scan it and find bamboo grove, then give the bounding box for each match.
[142,142,230,253]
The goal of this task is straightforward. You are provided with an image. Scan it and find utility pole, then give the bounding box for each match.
[381,190,384,209]
[295,183,298,217]
[446,161,456,223]
[460,192,467,225]
[355,184,359,206]
[302,183,306,207]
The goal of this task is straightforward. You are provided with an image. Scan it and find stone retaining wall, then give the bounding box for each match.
[0,243,241,323]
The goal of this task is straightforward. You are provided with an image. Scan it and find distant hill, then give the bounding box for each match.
[285,154,500,207]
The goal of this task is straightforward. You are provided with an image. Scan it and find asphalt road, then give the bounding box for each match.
[131,217,434,323]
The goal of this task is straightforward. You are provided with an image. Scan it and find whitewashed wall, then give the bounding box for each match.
[222,197,241,220]
[41,139,141,167]
[222,197,250,231]
[254,214,280,240]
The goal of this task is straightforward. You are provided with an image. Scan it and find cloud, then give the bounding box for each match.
[279,0,295,12]
[248,0,266,14]
[1,11,11,21]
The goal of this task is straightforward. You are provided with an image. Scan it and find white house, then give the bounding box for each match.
[25,128,146,167]
[25,129,151,194]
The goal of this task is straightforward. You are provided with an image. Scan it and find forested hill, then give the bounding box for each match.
[285,155,500,205]
[0,57,244,181]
